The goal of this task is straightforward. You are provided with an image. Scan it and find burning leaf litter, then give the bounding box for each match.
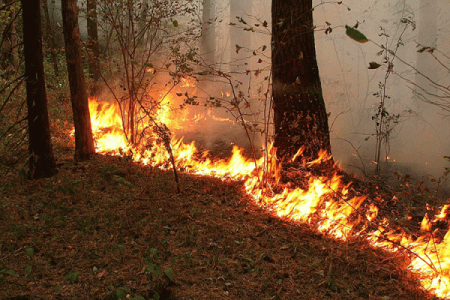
[80,95,450,299]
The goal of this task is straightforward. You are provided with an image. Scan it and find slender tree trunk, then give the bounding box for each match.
[61,0,96,161]
[271,0,332,165]
[201,0,215,65]
[87,0,100,95]
[22,0,57,179]
[42,0,60,76]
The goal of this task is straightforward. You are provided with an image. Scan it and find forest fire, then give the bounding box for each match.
[82,96,450,299]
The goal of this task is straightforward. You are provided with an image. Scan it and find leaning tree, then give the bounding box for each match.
[62,0,96,161]
[271,0,333,165]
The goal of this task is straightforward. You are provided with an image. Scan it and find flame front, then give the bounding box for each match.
[82,96,450,299]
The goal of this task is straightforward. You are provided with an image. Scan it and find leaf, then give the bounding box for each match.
[96,269,106,278]
[172,20,179,27]
[64,270,80,284]
[1,269,17,276]
[261,45,267,52]
[18,167,26,180]
[196,71,209,76]
[25,247,34,260]
[25,266,32,278]
[116,287,127,299]
[144,62,153,68]
[130,297,146,300]
[146,262,162,276]
[235,44,242,54]
[368,62,381,69]
[164,268,173,280]
[345,25,368,43]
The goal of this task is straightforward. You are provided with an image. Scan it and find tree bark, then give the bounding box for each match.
[87,0,100,95]
[22,0,57,179]
[61,0,96,161]
[42,0,60,76]
[271,0,332,165]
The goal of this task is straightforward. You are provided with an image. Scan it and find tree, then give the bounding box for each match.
[201,0,215,65]
[61,0,95,161]
[271,0,332,165]
[22,0,57,178]
[87,0,100,95]
[42,0,60,77]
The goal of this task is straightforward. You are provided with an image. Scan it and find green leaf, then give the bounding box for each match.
[345,25,368,43]
[63,270,80,284]
[18,167,26,180]
[25,266,32,278]
[146,262,162,276]
[368,62,381,69]
[130,60,138,66]
[144,62,153,68]
[25,247,34,260]
[164,268,173,280]
[116,287,127,299]
[172,20,179,27]
[0,269,17,276]
[130,297,146,300]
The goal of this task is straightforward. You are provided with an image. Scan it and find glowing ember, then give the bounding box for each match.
[79,96,450,299]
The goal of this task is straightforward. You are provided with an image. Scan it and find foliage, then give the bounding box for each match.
[344,18,416,174]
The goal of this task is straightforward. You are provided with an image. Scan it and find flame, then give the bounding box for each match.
[180,76,197,88]
[78,96,450,299]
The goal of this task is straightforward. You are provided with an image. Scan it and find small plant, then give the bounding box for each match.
[63,270,80,284]
[144,248,173,281]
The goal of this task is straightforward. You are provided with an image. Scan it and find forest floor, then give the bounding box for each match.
[0,137,443,300]
[2,95,448,299]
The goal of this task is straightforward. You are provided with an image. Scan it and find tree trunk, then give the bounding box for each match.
[271,0,332,165]
[42,0,60,76]
[201,0,215,65]
[22,0,57,179]
[61,0,96,161]
[87,0,100,95]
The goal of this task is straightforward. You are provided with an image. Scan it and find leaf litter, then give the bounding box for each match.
[0,147,436,299]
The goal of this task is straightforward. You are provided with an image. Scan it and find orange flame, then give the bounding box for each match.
[78,96,450,299]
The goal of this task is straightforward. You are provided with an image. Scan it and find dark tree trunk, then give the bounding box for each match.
[87,0,100,95]
[61,0,95,161]
[271,0,332,165]
[22,0,57,179]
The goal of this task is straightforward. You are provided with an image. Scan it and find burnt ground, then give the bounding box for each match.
[0,142,440,300]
